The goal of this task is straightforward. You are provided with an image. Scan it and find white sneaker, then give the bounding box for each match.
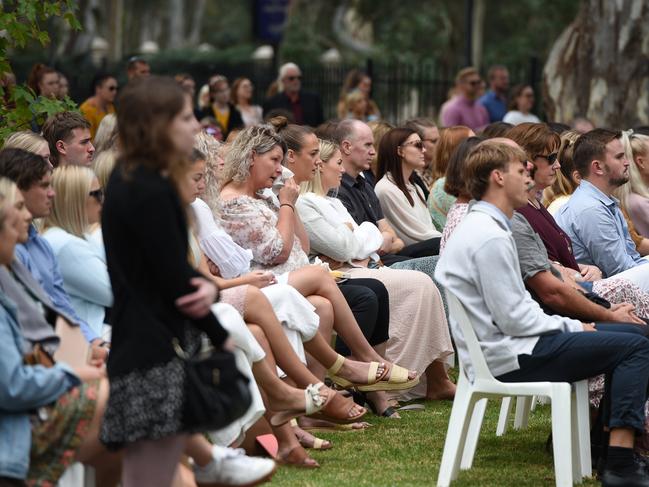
[193,445,276,487]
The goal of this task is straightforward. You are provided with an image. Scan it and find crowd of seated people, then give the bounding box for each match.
[5,59,649,487]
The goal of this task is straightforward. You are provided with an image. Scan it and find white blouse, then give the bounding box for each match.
[190,197,253,279]
[297,193,383,263]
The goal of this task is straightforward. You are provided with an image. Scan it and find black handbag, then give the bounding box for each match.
[173,335,252,433]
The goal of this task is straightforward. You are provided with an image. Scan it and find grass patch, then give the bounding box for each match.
[271,399,600,486]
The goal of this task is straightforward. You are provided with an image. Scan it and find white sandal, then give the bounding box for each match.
[269,382,330,426]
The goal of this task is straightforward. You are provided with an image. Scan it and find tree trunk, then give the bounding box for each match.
[186,0,206,46]
[168,0,185,49]
[543,0,649,128]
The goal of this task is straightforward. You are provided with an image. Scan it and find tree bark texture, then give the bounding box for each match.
[543,0,649,128]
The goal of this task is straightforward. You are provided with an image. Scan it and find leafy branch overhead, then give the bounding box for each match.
[0,0,81,142]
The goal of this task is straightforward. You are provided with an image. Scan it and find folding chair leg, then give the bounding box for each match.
[496,396,513,436]
[461,398,488,470]
[437,380,476,487]
[514,396,532,430]
[551,385,574,487]
[574,381,592,479]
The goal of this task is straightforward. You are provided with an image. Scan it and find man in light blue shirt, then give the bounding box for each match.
[478,65,509,123]
[435,140,649,486]
[0,148,101,345]
[555,129,649,291]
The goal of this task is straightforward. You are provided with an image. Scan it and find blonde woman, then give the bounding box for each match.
[42,166,111,338]
[298,138,455,403]
[93,113,117,153]
[3,130,52,166]
[619,131,649,237]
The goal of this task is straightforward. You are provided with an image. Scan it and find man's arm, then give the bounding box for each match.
[377,218,404,253]
[526,269,642,324]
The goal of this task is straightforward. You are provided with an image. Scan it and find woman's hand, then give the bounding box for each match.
[579,264,602,282]
[244,270,277,288]
[175,277,218,318]
[278,177,300,206]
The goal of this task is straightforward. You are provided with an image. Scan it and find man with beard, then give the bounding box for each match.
[556,129,649,291]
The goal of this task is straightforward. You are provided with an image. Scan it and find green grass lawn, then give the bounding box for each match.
[271,399,601,486]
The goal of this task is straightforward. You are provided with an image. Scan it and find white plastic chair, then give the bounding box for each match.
[437,292,591,487]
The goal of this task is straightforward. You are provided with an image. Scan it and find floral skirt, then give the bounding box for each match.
[100,327,202,450]
[27,381,99,487]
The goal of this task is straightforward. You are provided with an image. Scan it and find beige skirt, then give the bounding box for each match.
[345,266,453,400]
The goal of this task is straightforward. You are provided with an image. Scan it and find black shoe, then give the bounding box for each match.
[601,467,649,487]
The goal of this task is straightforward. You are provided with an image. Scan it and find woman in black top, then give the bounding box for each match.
[100,76,228,485]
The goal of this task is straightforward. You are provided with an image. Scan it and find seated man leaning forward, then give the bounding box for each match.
[555,128,649,290]
[435,141,649,487]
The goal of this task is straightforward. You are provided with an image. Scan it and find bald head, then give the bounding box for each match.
[336,119,375,176]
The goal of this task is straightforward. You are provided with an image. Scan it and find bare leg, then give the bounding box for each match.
[248,322,365,421]
[75,379,121,487]
[243,287,385,386]
[248,324,328,411]
[122,435,187,487]
[425,360,456,400]
[288,266,381,362]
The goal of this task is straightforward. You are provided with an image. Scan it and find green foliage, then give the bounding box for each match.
[0,0,81,143]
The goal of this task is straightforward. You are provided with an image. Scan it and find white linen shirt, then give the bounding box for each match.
[434,201,583,380]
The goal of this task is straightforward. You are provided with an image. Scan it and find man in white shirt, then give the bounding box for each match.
[435,140,649,487]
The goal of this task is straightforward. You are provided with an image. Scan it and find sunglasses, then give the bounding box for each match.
[535,152,558,164]
[466,79,482,86]
[89,188,104,203]
[402,140,425,150]
[285,75,302,81]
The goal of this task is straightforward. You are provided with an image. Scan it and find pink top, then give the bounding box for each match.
[440,95,489,132]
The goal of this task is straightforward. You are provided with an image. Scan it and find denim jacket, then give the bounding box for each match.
[0,292,79,480]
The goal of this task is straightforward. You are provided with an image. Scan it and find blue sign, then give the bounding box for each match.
[255,0,289,43]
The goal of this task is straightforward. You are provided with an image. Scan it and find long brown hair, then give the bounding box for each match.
[433,126,473,181]
[376,127,424,207]
[116,76,188,181]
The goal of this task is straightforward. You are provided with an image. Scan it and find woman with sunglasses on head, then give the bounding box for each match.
[374,128,442,254]
[197,75,244,139]
[42,166,111,339]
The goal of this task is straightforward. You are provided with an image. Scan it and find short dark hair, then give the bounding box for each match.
[465,141,527,200]
[547,122,571,135]
[0,148,51,191]
[127,56,148,71]
[91,73,115,92]
[404,117,436,139]
[42,111,91,166]
[444,136,483,197]
[481,122,513,139]
[573,128,621,177]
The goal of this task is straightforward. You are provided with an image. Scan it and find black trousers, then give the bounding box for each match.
[380,237,441,266]
[336,277,390,356]
[497,323,649,431]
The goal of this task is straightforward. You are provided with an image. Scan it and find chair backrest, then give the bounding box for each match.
[445,290,495,382]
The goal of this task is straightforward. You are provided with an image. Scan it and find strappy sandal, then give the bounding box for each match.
[354,363,420,392]
[326,354,386,390]
[307,391,367,424]
[270,382,330,426]
[352,391,400,419]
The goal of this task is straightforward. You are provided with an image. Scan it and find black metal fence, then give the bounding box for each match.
[18,56,544,125]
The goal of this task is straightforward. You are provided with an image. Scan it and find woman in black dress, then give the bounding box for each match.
[100,76,230,485]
